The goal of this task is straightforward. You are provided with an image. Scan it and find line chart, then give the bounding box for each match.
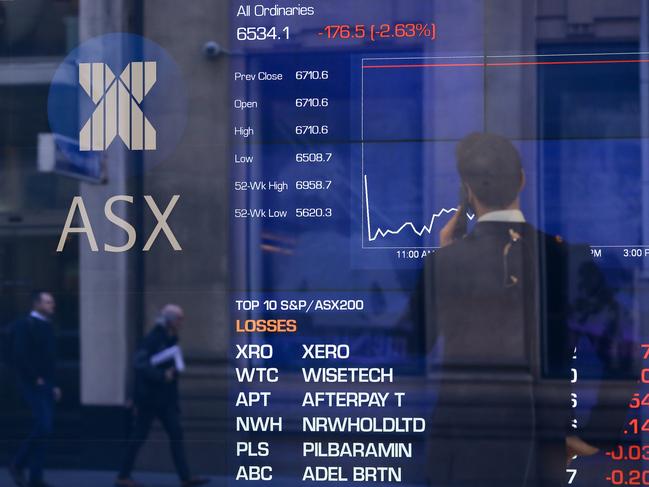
[363,174,473,246]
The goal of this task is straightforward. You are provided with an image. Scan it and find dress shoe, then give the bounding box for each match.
[181,477,210,487]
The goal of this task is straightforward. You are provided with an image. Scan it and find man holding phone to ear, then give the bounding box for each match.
[411,133,626,486]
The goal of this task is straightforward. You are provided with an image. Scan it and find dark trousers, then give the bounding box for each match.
[118,403,191,481]
[13,381,54,483]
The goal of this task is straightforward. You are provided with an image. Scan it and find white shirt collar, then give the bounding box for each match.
[30,310,49,322]
[477,209,526,223]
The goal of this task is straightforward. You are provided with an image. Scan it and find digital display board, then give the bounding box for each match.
[228,2,644,486]
[1,1,648,487]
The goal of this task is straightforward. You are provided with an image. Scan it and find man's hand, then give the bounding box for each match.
[440,209,462,248]
[566,435,599,466]
[52,387,62,402]
[165,367,176,383]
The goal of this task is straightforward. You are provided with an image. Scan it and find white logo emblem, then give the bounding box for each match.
[79,62,157,151]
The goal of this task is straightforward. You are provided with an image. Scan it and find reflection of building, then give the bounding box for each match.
[74,0,232,473]
[0,0,82,469]
[0,0,231,474]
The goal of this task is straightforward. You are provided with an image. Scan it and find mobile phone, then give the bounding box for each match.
[452,185,473,240]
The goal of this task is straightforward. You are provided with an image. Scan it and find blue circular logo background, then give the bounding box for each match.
[48,33,187,169]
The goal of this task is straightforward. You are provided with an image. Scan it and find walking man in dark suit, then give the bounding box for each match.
[411,133,624,486]
[115,304,209,487]
[9,291,61,487]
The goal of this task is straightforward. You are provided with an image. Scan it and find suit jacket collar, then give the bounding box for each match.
[30,310,50,322]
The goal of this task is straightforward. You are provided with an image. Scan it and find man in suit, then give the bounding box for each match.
[9,290,61,487]
[411,133,622,486]
[115,304,209,487]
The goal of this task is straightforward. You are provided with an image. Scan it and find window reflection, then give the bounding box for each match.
[0,0,78,57]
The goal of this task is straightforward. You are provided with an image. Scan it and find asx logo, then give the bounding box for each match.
[57,195,181,253]
[79,62,157,151]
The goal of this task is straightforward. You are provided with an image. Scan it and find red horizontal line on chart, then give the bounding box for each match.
[363,59,649,69]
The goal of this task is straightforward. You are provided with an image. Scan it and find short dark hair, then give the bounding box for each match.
[30,290,48,306]
[456,132,523,209]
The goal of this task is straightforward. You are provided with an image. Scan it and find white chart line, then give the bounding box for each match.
[364,174,473,243]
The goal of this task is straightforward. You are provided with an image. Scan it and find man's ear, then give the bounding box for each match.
[520,169,526,191]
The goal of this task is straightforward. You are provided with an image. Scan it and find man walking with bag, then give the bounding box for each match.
[115,304,209,487]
